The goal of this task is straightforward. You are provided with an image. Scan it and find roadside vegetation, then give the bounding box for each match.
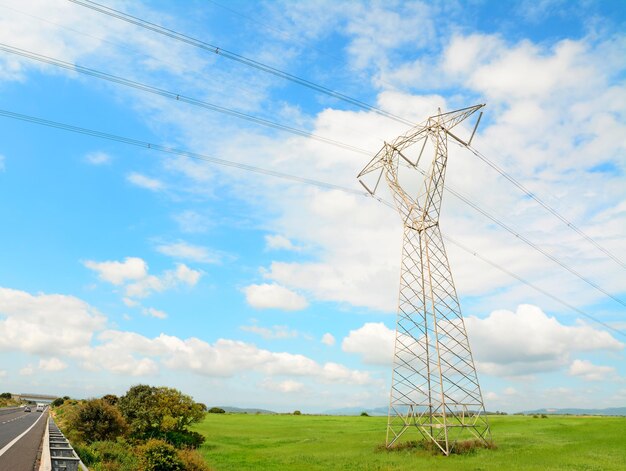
[0,392,22,408]
[52,385,211,471]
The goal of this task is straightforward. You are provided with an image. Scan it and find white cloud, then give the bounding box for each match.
[84,257,147,285]
[0,154,5,171]
[0,287,106,357]
[127,172,165,191]
[265,234,300,252]
[122,297,139,307]
[261,378,305,393]
[342,322,395,365]
[240,324,298,340]
[568,359,616,382]
[173,210,212,233]
[84,151,111,165]
[244,283,308,311]
[321,333,335,346]
[465,305,624,376]
[86,257,202,299]
[19,365,33,376]
[39,357,67,372]
[0,369,6,378]
[156,241,220,264]
[143,307,167,319]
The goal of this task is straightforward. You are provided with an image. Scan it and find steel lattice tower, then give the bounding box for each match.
[358,104,491,455]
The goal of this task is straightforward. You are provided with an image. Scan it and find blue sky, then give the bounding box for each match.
[0,0,625,413]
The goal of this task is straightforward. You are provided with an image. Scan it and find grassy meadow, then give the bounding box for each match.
[193,414,626,471]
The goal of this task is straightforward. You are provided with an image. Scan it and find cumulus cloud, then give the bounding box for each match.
[143,307,167,319]
[156,241,221,264]
[261,378,305,393]
[265,234,301,251]
[342,322,395,365]
[240,324,298,340]
[321,333,336,346]
[0,287,106,357]
[340,305,623,378]
[127,172,165,191]
[568,359,616,382]
[84,257,147,285]
[1,287,371,384]
[244,283,308,311]
[85,257,202,299]
[0,154,5,171]
[39,357,67,372]
[19,365,34,376]
[84,151,111,165]
[465,305,624,376]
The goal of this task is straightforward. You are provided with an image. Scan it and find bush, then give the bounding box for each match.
[360,411,370,417]
[139,439,184,471]
[177,448,212,471]
[165,430,205,449]
[102,394,119,406]
[119,385,205,439]
[293,410,302,415]
[69,399,127,443]
[541,414,548,418]
[0,392,11,399]
[208,407,225,414]
[51,398,65,407]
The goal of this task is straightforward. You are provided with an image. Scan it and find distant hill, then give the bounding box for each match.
[323,406,388,416]
[522,407,626,416]
[218,406,277,414]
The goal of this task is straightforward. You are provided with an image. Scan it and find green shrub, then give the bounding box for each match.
[177,448,212,471]
[73,443,99,466]
[208,407,225,414]
[51,397,65,407]
[541,414,548,418]
[69,399,127,443]
[0,392,12,399]
[139,439,184,471]
[293,410,302,415]
[360,411,370,417]
[165,430,205,449]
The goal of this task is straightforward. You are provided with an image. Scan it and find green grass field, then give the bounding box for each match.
[192,414,626,470]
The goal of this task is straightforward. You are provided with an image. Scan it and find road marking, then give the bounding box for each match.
[0,411,46,457]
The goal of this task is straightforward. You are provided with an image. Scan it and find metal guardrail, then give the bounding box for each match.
[39,417,88,471]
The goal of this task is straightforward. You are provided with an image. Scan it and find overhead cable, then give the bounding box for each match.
[0,108,621,334]
[67,0,625,271]
[1,106,623,310]
[0,43,370,156]
[67,0,414,127]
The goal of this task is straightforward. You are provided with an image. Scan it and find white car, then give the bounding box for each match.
[35,403,45,412]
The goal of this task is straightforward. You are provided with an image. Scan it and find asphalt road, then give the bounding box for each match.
[0,407,47,471]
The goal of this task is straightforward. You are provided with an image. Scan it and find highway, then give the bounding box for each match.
[0,407,48,471]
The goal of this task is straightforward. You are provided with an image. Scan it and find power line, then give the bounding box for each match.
[0,43,370,157]
[0,100,626,307]
[0,108,368,197]
[0,107,621,336]
[67,0,414,127]
[444,235,625,338]
[67,0,625,272]
[465,145,626,269]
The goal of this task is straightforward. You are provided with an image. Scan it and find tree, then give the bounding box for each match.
[51,397,65,407]
[118,385,206,439]
[208,407,225,414]
[101,394,119,406]
[69,399,127,443]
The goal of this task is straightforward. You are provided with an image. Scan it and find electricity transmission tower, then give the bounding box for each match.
[358,104,491,455]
